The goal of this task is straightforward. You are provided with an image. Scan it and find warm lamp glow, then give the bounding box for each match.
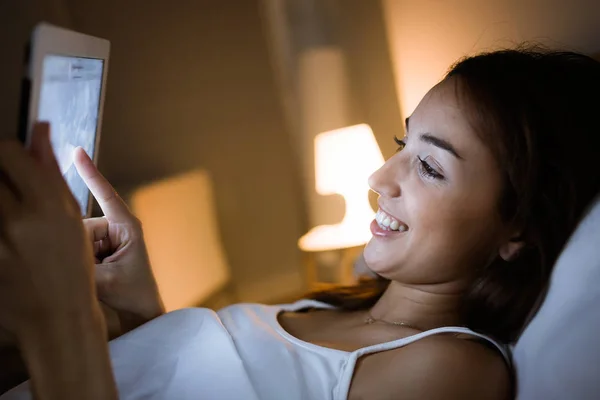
[130,170,231,311]
[299,124,385,252]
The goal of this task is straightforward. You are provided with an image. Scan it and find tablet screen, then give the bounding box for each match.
[38,55,104,216]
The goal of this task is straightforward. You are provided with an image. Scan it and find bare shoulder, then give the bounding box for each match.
[349,334,511,400]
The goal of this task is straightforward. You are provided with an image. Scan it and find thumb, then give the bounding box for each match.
[29,122,62,176]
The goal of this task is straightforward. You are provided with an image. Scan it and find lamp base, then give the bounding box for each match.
[304,245,364,290]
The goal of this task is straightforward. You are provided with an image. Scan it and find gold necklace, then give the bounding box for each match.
[365,314,424,331]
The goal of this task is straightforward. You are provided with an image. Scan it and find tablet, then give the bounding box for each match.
[18,22,110,217]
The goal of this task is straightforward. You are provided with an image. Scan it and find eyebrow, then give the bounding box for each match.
[405,117,463,160]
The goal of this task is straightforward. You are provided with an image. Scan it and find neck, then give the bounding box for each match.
[369,280,466,330]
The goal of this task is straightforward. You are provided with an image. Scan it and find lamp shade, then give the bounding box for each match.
[299,124,385,251]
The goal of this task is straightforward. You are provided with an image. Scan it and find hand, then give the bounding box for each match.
[74,148,164,333]
[0,122,101,340]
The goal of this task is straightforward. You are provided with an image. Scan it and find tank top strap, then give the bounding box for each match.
[279,298,338,312]
[333,326,511,400]
[357,326,509,363]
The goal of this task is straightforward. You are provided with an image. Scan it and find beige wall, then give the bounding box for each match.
[1,0,307,303]
[338,0,404,159]
[65,0,306,302]
[262,0,403,231]
[382,0,600,119]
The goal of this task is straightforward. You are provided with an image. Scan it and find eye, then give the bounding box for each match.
[417,156,445,180]
[393,135,406,152]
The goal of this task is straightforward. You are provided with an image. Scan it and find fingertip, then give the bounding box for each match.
[73,146,92,165]
[29,121,55,165]
[36,121,51,131]
[74,147,100,185]
[74,146,87,159]
[32,121,51,142]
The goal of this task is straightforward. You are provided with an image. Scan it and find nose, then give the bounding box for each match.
[368,154,402,198]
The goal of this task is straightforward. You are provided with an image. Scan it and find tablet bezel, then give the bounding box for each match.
[24,22,110,218]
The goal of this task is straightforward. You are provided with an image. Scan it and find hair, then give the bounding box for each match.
[308,46,600,343]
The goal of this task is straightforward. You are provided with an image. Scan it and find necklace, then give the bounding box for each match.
[365,314,424,331]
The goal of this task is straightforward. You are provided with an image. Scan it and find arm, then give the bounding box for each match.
[20,307,117,400]
[0,124,119,399]
[349,336,511,400]
[0,302,118,395]
[0,302,120,396]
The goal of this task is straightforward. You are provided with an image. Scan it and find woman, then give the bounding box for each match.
[1,47,600,400]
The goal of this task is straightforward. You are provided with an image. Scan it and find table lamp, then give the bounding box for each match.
[299,124,384,286]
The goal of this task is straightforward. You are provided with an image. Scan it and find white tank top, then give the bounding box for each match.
[218,299,511,400]
[0,299,510,400]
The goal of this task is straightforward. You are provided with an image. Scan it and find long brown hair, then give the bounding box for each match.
[308,47,600,343]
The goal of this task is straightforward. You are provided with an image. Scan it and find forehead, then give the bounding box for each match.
[409,77,503,185]
[407,77,480,149]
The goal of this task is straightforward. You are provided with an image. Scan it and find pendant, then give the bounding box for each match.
[365,317,376,324]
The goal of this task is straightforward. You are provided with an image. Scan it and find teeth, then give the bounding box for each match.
[375,208,408,232]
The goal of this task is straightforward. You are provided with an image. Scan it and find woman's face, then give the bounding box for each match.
[364,77,511,288]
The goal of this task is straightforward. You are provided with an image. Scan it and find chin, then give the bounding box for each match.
[363,239,396,277]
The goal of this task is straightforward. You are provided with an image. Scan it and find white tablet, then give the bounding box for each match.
[18,22,110,217]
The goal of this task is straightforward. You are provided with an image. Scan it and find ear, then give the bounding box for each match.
[499,235,526,262]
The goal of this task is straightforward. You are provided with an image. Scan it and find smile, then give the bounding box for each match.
[375,208,408,232]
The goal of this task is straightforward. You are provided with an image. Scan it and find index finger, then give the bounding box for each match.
[73,147,132,222]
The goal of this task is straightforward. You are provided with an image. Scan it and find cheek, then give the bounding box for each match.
[404,187,501,275]
[403,182,445,231]
[364,175,504,280]
[412,193,502,268]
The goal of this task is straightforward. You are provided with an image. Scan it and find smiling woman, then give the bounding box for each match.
[310,47,600,346]
[3,47,600,400]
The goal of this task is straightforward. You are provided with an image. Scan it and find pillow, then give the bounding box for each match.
[514,194,600,399]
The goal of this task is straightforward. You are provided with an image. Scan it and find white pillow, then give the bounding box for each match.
[514,195,600,399]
